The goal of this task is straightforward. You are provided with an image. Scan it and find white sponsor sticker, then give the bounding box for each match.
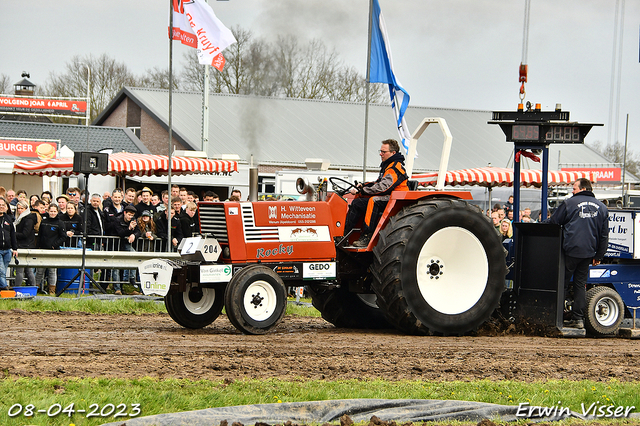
[302,262,336,280]
[200,264,233,283]
[589,268,608,279]
[228,207,238,215]
[138,259,174,297]
[278,226,331,242]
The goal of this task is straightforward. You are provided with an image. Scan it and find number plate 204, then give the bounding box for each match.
[179,236,222,262]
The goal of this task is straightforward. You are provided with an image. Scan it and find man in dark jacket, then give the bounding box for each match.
[111,204,141,294]
[549,178,609,329]
[103,189,125,242]
[135,187,156,218]
[180,202,198,238]
[345,139,409,247]
[86,193,106,251]
[36,203,66,294]
[156,207,183,251]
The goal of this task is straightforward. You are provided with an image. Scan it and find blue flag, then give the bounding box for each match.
[369,0,412,154]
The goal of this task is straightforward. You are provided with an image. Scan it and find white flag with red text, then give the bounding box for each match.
[170,0,197,48]
[169,0,236,72]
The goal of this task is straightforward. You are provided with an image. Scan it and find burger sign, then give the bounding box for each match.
[35,143,56,160]
[0,139,57,160]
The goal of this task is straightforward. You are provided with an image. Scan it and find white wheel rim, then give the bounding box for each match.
[416,226,488,315]
[243,280,278,321]
[595,296,619,326]
[183,284,216,315]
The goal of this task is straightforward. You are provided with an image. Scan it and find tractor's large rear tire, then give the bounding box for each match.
[165,283,225,329]
[585,286,624,336]
[307,283,390,329]
[371,199,506,335]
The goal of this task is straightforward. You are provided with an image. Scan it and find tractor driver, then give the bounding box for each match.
[345,139,409,247]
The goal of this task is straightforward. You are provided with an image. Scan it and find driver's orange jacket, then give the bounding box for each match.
[359,160,408,227]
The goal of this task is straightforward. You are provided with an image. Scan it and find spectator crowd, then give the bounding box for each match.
[486,194,551,242]
[0,184,223,296]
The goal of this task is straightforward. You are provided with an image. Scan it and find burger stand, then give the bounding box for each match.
[0,87,89,196]
[0,144,107,198]
[0,137,62,197]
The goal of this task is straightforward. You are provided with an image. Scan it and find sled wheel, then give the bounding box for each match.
[307,283,390,329]
[585,286,624,336]
[224,265,287,335]
[164,283,224,329]
[372,199,506,335]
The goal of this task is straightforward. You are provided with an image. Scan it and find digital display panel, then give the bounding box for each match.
[511,125,540,141]
[545,126,581,142]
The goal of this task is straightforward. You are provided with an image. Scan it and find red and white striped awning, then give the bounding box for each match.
[13,152,238,177]
[412,167,593,188]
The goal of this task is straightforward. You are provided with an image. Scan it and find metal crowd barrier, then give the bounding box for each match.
[11,235,182,290]
[61,235,173,253]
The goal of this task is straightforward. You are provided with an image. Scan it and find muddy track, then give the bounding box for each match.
[2,309,639,382]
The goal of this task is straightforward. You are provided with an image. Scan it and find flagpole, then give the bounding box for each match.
[202,64,210,151]
[202,0,210,152]
[363,0,373,183]
[167,0,174,249]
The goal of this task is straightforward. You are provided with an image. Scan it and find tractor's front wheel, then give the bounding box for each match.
[372,199,506,335]
[224,265,287,335]
[165,283,225,329]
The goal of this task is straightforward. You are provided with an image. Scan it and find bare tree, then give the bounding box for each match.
[138,66,180,90]
[182,26,277,96]
[179,26,383,103]
[589,140,640,177]
[0,74,12,94]
[44,54,137,122]
[181,51,204,93]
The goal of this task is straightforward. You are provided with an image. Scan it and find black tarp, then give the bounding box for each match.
[101,398,635,426]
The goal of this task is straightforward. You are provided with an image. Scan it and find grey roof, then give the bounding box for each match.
[13,78,35,87]
[0,120,149,154]
[104,87,633,180]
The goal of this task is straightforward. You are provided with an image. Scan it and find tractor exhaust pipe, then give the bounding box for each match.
[249,167,258,202]
[296,177,315,201]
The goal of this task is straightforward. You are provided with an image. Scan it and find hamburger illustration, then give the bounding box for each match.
[36,143,56,160]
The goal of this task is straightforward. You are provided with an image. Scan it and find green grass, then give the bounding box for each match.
[286,297,322,317]
[0,294,167,314]
[0,378,638,426]
[0,295,322,317]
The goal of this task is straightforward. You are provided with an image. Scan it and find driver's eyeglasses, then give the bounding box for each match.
[67,193,76,196]
[379,150,390,154]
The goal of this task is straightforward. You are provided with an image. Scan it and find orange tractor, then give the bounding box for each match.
[140,118,506,335]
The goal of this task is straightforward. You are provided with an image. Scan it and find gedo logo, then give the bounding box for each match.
[309,263,331,270]
[303,262,336,279]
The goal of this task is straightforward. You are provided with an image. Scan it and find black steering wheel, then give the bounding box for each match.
[329,177,357,196]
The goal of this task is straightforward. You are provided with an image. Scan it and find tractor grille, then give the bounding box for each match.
[198,204,228,243]
[241,204,279,241]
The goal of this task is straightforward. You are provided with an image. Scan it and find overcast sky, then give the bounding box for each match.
[2,0,639,154]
